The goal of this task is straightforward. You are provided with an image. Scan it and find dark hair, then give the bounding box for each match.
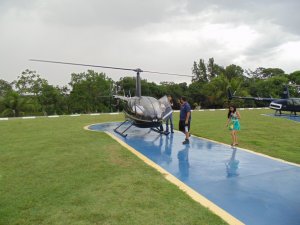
[180,96,187,102]
[227,105,236,118]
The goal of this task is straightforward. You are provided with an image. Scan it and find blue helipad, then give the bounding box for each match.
[88,122,300,225]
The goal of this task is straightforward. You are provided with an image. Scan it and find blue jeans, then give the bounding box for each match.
[166,113,174,132]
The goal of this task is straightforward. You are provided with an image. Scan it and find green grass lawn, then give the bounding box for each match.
[180,109,300,164]
[0,109,299,225]
[0,114,227,225]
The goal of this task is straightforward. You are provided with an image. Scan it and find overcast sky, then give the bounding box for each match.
[1,0,299,86]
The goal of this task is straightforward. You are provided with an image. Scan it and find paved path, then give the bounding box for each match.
[88,122,300,225]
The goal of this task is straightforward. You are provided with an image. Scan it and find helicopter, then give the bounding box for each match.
[30,59,193,137]
[228,85,300,116]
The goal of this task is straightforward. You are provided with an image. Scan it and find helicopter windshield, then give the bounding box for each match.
[132,105,145,115]
[127,96,164,119]
[293,99,300,106]
[141,97,163,118]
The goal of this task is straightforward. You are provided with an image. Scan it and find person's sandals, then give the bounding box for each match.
[182,139,190,145]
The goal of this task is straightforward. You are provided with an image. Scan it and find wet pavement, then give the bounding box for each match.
[88,122,300,225]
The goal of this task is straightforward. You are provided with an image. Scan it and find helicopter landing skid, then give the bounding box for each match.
[274,110,282,116]
[113,120,134,137]
[151,127,170,135]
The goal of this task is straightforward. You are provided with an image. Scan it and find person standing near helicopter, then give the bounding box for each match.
[179,96,191,144]
[226,105,241,146]
[165,95,174,133]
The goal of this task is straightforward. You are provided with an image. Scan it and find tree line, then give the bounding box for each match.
[1,58,300,117]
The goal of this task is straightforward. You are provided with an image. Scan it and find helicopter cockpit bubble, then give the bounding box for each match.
[126,96,164,120]
[141,97,163,119]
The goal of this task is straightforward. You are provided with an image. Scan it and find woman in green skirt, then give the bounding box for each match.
[226,105,241,146]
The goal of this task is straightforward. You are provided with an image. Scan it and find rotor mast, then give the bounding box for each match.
[134,68,142,97]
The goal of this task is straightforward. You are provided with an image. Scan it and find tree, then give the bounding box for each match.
[55,86,70,114]
[0,79,12,96]
[160,82,189,108]
[223,64,244,81]
[192,59,208,83]
[12,69,51,114]
[188,81,205,109]
[207,58,215,80]
[247,67,285,79]
[37,83,68,115]
[68,70,113,113]
[261,68,285,78]
[141,80,164,98]
[248,75,289,99]
[1,91,34,117]
[289,71,300,85]
[13,69,47,95]
[207,57,224,80]
[116,77,136,97]
[288,71,300,97]
[203,75,229,108]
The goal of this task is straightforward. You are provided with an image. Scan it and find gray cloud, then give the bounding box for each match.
[184,0,300,35]
[1,0,180,29]
[0,0,299,86]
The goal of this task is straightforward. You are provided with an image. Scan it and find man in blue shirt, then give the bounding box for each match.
[179,96,191,144]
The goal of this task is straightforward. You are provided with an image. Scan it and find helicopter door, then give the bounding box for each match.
[286,99,293,110]
[292,99,300,111]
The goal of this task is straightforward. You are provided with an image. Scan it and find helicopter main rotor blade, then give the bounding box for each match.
[29,59,135,72]
[30,59,193,77]
[143,70,193,77]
